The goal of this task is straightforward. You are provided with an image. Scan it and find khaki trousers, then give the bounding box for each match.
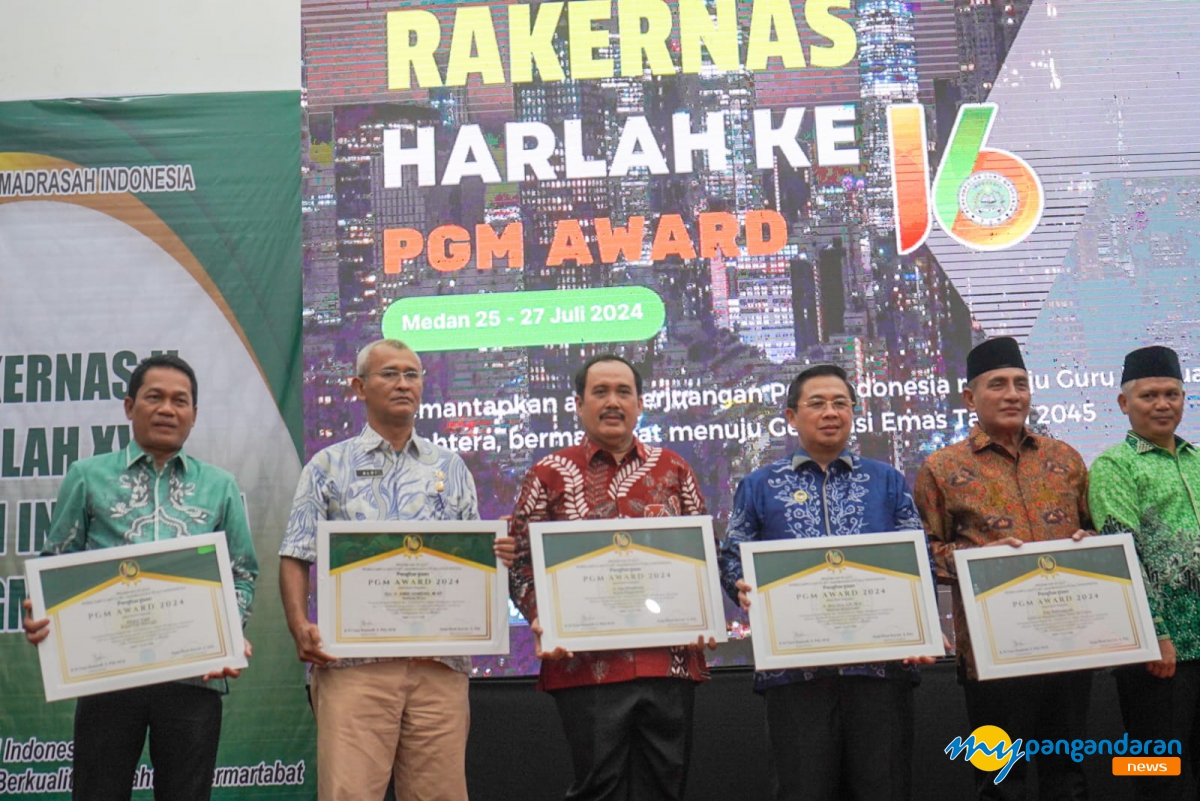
[311,660,470,801]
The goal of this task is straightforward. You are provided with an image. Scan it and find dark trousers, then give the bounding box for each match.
[551,677,696,801]
[961,669,1092,801]
[763,676,914,801]
[73,682,223,801]
[1114,659,1200,800]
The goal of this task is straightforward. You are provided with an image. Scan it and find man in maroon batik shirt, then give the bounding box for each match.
[508,354,711,801]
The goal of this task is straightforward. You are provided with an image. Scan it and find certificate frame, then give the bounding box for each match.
[529,515,728,653]
[740,529,945,670]
[953,533,1161,680]
[24,533,248,702]
[316,520,509,658]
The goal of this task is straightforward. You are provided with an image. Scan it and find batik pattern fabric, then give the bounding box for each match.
[43,441,258,620]
[508,437,710,692]
[914,425,1090,680]
[280,425,479,674]
[720,449,924,691]
[1089,431,1200,660]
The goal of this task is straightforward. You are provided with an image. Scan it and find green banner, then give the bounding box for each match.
[382,286,667,352]
[0,92,307,798]
[0,92,302,449]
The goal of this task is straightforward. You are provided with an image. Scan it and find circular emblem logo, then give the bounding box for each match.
[1038,555,1057,573]
[613,531,633,550]
[792,490,809,504]
[403,534,424,555]
[118,560,140,581]
[825,549,845,568]
[966,725,1014,772]
[958,171,1020,227]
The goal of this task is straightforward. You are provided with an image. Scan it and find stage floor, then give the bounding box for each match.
[465,660,1182,800]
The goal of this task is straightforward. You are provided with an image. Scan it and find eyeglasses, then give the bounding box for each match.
[362,368,423,384]
[799,398,854,412]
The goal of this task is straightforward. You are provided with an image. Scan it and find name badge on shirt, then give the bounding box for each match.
[356,468,383,478]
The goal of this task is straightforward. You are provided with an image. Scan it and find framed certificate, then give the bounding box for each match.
[529,516,728,653]
[953,533,1161,680]
[24,533,248,702]
[316,520,509,658]
[740,530,944,670]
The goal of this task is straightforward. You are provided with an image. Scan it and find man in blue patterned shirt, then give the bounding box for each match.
[279,339,513,801]
[718,364,934,801]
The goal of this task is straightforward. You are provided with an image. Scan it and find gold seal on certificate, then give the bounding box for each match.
[740,530,944,670]
[953,533,1161,680]
[24,533,248,702]
[529,516,727,653]
[315,520,509,658]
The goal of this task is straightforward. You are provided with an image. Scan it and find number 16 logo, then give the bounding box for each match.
[888,103,1044,254]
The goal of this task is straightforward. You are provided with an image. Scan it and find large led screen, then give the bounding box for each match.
[299,0,1200,676]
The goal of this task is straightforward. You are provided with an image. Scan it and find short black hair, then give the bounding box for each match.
[574,354,643,397]
[127,354,198,405]
[785,364,856,410]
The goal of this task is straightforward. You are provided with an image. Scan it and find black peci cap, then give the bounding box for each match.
[1121,345,1182,384]
[967,337,1027,382]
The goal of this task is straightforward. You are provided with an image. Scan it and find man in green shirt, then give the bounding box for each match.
[21,354,258,801]
[1090,345,1198,800]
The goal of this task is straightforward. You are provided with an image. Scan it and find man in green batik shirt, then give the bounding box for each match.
[1090,345,1199,801]
[22,354,258,801]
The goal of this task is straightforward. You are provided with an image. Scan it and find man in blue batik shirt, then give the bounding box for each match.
[279,339,514,801]
[718,365,938,801]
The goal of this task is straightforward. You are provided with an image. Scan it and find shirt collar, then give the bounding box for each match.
[585,436,647,465]
[1125,430,1194,455]
[125,440,188,473]
[791,446,854,471]
[969,424,1038,454]
[357,424,425,457]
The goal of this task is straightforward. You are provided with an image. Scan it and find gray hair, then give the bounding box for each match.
[1121,377,1184,396]
[355,339,418,376]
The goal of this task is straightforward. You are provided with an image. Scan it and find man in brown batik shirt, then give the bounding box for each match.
[915,337,1093,801]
